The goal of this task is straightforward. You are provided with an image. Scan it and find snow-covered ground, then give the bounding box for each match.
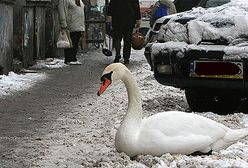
[1,2,248,166]
[0,58,68,98]
[1,48,248,167]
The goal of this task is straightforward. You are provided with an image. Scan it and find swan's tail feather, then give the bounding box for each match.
[212,128,248,151]
[224,128,248,142]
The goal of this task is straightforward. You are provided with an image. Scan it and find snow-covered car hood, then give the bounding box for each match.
[151,40,248,61]
[158,0,248,44]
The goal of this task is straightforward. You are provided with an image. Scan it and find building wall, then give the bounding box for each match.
[45,5,55,58]
[0,2,14,74]
[13,0,54,68]
[25,0,52,64]
[23,7,35,67]
[34,6,46,60]
[13,0,25,63]
[1,0,93,74]
[0,0,58,74]
[53,0,64,57]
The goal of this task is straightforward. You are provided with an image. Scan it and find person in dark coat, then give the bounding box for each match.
[106,0,141,64]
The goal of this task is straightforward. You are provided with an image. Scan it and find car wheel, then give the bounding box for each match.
[238,98,248,114]
[185,89,241,114]
[185,89,211,112]
[209,95,241,114]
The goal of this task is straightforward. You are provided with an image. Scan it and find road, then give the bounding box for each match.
[0,48,114,167]
[1,48,247,168]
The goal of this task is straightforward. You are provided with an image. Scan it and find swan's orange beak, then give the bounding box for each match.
[97,78,111,96]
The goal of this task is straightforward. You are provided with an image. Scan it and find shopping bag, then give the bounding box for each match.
[56,29,73,48]
[102,34,113,56]
[132,29,145,50]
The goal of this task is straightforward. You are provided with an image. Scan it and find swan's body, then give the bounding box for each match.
[98,63,248,157]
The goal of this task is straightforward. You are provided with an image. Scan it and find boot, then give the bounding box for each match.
[113,56,121,63]
[124,58,129,64]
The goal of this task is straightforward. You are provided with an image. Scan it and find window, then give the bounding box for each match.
[204,0,231,8]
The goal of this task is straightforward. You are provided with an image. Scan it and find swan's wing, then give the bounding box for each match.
[138,129,213,155]
[141,111,229,140]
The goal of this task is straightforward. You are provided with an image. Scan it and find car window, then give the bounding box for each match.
[174,0,202,12]
[203,0,231,8]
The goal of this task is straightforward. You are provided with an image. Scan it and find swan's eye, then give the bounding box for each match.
[100,71,113,82]
[100,77,107,85]
[102,78,106,85]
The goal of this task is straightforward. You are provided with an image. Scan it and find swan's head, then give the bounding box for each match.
[97,63,127,96]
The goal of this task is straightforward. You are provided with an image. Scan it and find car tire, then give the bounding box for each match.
[238,98,248,114]
[185,89,211,112]
[185,89,241,114]
[209,95,241,114]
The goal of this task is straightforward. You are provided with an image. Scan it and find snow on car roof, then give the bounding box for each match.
[152,0,248,60]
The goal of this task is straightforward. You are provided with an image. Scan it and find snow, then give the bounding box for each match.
[0,48,248,167]
[0,71,46,97]
[154,0,248,60]
[1,1,248,166]
[0,58,68,98]
[30,58,68,69]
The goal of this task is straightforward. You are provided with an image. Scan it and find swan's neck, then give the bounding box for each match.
[116,69,143,136]
[115,68,143,155]
[122,69,142,124]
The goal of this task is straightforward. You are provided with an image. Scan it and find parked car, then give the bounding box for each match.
[145,0,231,44]
[144,0,248,114]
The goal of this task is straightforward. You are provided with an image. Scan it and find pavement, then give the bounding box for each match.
[0,48,114,167]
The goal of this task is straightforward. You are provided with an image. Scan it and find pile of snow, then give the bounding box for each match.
[158,1,248,44]
[30,58,67,69]
[0,58,66,97]
[0,71,46,97]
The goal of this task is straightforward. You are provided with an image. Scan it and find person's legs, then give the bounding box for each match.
[112,28,123,62]
[123,27,133,64]
[64,48,73,64]
[69,31,83,62]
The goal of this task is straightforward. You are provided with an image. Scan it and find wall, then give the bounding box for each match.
[34,7,46,60]
[0,1,15,74]
[45,5,55,58]
[14,0,53,68]
[53,0,64,57]
[0,0,57,74]
[23,7,35,67]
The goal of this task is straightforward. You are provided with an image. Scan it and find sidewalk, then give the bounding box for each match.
[0,48,153,168]
[1,48,247,168]
[0,48,114,168]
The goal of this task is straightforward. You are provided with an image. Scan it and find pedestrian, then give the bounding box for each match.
[106,0,141,64]
[150,0,177,27]
[58,0,85,65]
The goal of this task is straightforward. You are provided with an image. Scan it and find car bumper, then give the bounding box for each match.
[145,44,248,93]
[155,74,248,90]
[144,43,154,71]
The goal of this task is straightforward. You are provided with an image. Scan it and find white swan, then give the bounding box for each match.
[97,63,248,157]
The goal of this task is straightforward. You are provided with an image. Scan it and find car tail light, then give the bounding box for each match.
[157,65,173,74]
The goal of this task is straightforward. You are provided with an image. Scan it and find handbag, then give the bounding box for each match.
[102,34,113,56]
[56,29,73,48]
[132,29,145,50]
